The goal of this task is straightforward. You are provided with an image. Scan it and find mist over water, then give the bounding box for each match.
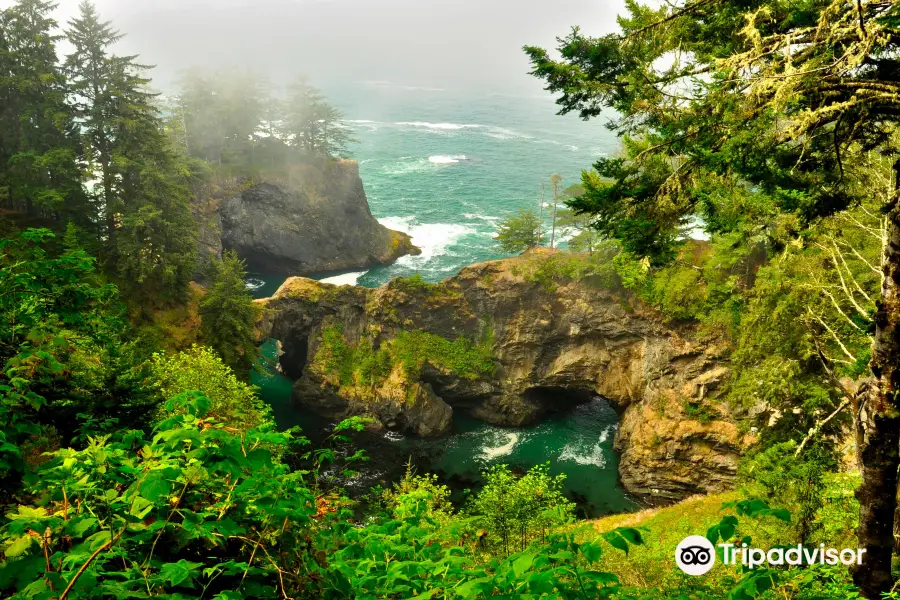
[249,83,617,289]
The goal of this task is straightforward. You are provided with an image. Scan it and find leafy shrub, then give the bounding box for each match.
[467,463,576,557]
[313,325,494,390]
[740,442,835,544]
[0,392,647,599]
[150,345,271,429]
[0,392,317,599]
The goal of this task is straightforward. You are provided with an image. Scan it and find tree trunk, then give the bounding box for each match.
[550,182,558,249]
[538,182,545,247]
[852,160,900,598]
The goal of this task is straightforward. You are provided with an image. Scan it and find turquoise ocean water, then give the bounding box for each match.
[250,82,636,516]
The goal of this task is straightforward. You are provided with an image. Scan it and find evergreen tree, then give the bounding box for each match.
[281,75,355,158]
[200,250,260,374]
[0,0,85,223]
[548,174,562,249]
[494,208,542,254]
[526,1,900,594]
[66,1,196,300]
[175,69,225,163]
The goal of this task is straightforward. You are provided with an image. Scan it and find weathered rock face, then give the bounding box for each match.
[194,159,418,276]
[257,250,751,503]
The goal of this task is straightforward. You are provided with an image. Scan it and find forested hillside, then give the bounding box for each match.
[1,0,899,599]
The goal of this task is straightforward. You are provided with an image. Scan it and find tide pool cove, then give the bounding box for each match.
[246,83,633,517]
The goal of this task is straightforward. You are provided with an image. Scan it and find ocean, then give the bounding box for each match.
[250,82,635,516]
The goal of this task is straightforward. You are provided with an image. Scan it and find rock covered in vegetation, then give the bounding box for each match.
[194,159,419,276]
[257,249,751,502]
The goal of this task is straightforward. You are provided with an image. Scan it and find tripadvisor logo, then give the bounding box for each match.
[675,535,716,576]
[675,535,867,576]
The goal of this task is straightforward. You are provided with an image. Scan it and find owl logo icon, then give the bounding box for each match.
[675,535,716,576]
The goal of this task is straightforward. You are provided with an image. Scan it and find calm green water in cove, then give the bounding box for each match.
[249,83,635,516]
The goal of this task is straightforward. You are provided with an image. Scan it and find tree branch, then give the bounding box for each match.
[795,397,852,457]
[60,527,125,600]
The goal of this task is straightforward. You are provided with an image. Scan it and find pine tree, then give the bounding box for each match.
[200,250,260,374]
[0,0,84,223]
[549,174,562,249]
[281,75,355,158]
[494,208,542,254]
[66,0,196,301]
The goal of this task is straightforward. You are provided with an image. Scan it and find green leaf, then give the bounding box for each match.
[512,552,535,577]
[84,530,111,551]
[160,559,202,586]
[67,516,99,538]
[580,540,604,563]
[5,535,34,558]
[602,531,630,555]
[130,496,154,519]
[581,570,619,585]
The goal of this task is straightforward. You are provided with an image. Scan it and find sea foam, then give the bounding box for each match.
[378,216,476,264]
[319,271,366,286]
[397,121,481,131]
[558,425,615,468]
[480,432,519,461]
[245,278,265,291]
[428,154,467,164]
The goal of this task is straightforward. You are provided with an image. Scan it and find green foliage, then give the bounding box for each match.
[467,463,576,557]
[281,75,357,158]
[0,392,318,599]
[392,272,439,294]
[150,345,271,429]
[515,244,622,292]
[0,390,649,600]
[0,229,153,493]
[314,325,494,390]
[494,208,542,254]
[378,463,454,522]
[740,442,837,545]
[200,250,260,374]
[391,330,495,380]
[570,147,689,264]
[67,0,197,302]
[0,0,86,225]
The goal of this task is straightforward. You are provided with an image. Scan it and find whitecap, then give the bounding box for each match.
[428,154,467,164]
[480,432,519,461]
[464,213,501,223]
[319,271,366,286]
[381,158,434,176]
[396,121,481,131]
[559,442,606,468]
[344,119,376,124]
[485,126,532,140]
[245,278,265,291]
[377,217,477,264]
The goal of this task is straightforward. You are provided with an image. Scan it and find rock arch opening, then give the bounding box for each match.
[523,386,598,417]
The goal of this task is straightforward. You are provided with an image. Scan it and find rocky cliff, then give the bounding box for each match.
[193,159,418,276]
[256,250,751,503]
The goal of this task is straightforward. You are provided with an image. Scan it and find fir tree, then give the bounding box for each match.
[66,0,196,300]
[281,75,355,158]
[0,0,84,223]
[200,250,260,374]
[494,208,542,254]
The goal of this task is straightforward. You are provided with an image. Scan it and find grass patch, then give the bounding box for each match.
[312,324,495,390]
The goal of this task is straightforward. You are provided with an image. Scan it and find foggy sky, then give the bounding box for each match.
[43,0,625,93]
